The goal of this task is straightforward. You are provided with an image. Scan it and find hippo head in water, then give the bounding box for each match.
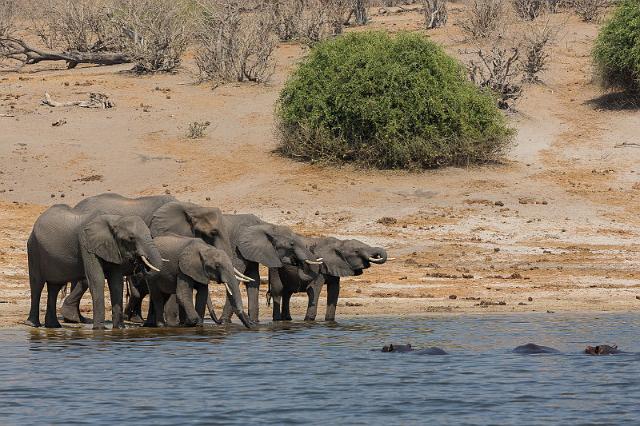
[513,343,560,354]
[585,345,619,355]
[382,344,413,353]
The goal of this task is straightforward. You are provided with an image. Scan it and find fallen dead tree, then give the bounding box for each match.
[42,92,114,108]
[0,37,131,69]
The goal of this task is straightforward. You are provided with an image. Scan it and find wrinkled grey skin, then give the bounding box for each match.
[61,193,175,323]
[268,237,387,321]
[218,214,319,323]
[512,343,561,354]
[126,200,234,322]
[26,205,162,329]
[144,236,250,328]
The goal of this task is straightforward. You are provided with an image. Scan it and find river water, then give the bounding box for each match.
[0,313,638,425]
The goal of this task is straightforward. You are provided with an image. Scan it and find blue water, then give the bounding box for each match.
[0,313,639,425]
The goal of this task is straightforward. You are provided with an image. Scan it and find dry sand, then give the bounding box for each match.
[0,8,639,327]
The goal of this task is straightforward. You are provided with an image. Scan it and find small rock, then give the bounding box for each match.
[205,197,211,201]
[528,297,533,302]
[494,247,500,252]
[449,294,457,300]
[314,210,320,216]
[462,273,474,279]
[355,289,362,293]
[345,301,363,307]
[636,296,640,300]
[518,302,527,306]
[50,194,55,198]
[164,189,171,194]
[60,193,65,198]
[494,201,504,206]
[399,276,407,280]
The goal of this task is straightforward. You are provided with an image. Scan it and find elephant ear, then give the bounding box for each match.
[149,202,194,237]
[237,225,282,268]
[81,215,122,265]
[178,242,209,284]
[312,238,355,277]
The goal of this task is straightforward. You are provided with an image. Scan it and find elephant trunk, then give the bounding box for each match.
[137,238,163,273]
[221,271,252,329]
[367,247,388,264]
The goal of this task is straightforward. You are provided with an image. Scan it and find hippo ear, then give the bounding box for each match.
[237,225,282,268]
[178,242,209,285]
[150,202,194,237]
[81,215,122,264]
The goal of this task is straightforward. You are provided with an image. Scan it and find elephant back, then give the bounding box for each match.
[74,193,175,224]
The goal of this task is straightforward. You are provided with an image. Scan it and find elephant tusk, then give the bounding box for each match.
[305,259,323,265]
[387,257,396,261]
[161,258,170,262]
[223,282,233,296]
[233,267,253,282]
[235,274,254,283]
[141,256,160,272]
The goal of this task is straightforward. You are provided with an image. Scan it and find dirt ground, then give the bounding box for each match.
[1,7,639,328]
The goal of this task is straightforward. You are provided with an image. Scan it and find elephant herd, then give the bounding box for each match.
[26,193,389,330]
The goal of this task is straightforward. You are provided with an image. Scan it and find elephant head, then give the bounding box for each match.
[150,202,232,256]
[179,241,251,328]
[82,215,163,273]
[237,224,322,279]
[311,237,388,277]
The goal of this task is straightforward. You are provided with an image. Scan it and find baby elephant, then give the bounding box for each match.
[145,235,251,328]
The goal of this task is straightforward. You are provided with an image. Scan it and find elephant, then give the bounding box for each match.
[122,210,319,324]
[267,237,388,322]
[60,193,175,323]
[512,343,560,354]
[61,195,234,324]
[218,214,321,323]
[143,235,251,328]
[26,204,163,329]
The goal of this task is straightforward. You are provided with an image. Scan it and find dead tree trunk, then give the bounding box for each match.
[354,0,368,25]
[0,38,131,69]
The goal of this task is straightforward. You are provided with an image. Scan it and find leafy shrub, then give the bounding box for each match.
[593,0,640,92]
[276,31,514,169]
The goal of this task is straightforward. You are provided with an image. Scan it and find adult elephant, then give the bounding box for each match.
[61,195,234,324]
[218,214,322,323]
[145,235,251,328]
[26,205,163,329]
[268,237,388,321]
[60,193,175,323]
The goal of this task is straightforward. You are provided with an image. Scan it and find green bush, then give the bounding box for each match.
[593,0,640,93]
[276,31,514,170]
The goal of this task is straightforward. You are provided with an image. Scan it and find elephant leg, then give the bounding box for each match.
[107,271,125,329]
[164,294,180,327]
[124,274,147,323]
[325,276,340,322]
[26,259,44,327]
[282,291,293,321]
[44,282,64,328]
[176,277,201,327]
[304,279,323,321]
[146,287,166,328]
[61,280,90,324]
[269,268,283,321]
[83,253,107,330]
[194,284,208,320]
[244,262,261,323]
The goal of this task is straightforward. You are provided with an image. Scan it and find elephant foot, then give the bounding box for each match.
[44,319,62,328]
[92,324,108,331]
[127,314,144,324]
[79,314,92,324]
[24,318,41,328]
[304,317,316,322]
[112,323,126,330]
[60,304,81,323]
